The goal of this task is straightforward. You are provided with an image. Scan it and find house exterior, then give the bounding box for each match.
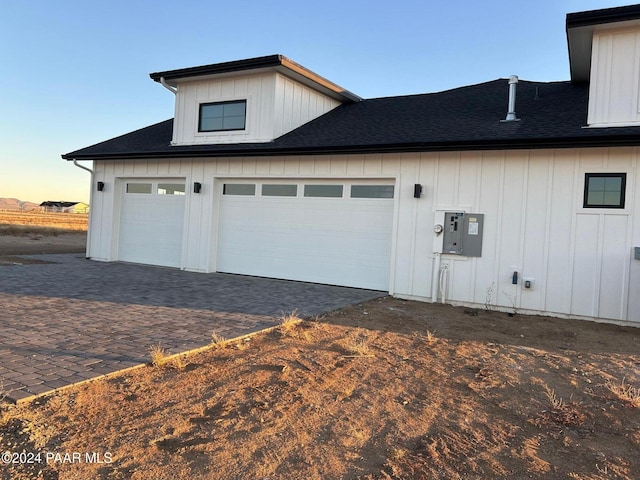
[63,4,640,326]
[40,201,90,214]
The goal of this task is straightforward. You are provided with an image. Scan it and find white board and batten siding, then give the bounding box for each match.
[89,146,640,324]
[424,148,638,323]
[588,26,640,127]
[171,72,340,145]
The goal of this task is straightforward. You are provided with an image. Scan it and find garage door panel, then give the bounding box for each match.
[219,231,390,260]
[217,180,394,290]
[118,180,185,268]
[222,203,389,231]
[218,248,388,287]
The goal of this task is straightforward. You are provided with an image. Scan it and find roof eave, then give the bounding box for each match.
[567,4,640,83]
[149,54,283,82]
[566,4,640,29]
[61,136,640,162]
[149,54,361,104]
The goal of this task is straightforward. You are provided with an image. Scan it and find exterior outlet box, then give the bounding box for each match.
[635,247,640,260]
[441,212,484,257]
[522,278,535,290]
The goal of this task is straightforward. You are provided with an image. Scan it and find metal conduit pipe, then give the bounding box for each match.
[72,159,93,259]
[439,263,449,304]
[431,254,441,303]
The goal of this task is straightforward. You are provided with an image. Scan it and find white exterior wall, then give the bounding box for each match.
[588,26,640,126]
[271,74,341,138]
[172,72,340,145]
[89,147,640,324]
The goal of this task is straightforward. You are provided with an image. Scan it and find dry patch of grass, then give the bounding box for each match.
[425,329,437,344]
[274,310,314,342]
[543,384,564,410]
[606,377,640,407]
[149,344,169,368]
[171,355,189,371]
[210,332,227,348]
[148,344,190,371]
[341,328,373,356]
[0,211,87,234]
[278,310,303,336]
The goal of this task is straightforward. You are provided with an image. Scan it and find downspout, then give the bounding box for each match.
[72,159,93,259]
[159,77,177,94]
[73,159,93,175]
[159,77,177,146]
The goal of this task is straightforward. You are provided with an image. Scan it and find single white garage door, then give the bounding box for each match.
[118,180,186,268]
[217,180,395,290]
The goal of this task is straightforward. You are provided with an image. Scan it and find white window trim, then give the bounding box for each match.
[578,169,631,214]
[194,95,252,139]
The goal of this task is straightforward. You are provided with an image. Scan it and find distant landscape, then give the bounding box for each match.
[0,197,88,234]
[0,197,40,212]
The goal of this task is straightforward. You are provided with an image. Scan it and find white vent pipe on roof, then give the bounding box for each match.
[503,75,519,122]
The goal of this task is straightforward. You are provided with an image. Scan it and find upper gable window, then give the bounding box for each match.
[583,173,627,209]
[199,100,246,132]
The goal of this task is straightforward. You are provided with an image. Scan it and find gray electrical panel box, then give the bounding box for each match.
[442,212,484,257]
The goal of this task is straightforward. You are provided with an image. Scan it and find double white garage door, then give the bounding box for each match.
[118,178,395,290]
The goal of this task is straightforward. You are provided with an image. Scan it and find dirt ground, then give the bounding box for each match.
[0,232,86,259]
[0,211,87,259]
[1,238,639,480]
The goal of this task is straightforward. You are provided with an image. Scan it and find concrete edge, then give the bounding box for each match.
[7,323,286,405]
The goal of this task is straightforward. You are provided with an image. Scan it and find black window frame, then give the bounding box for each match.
[583,172,627,209]
[198,100,247,133]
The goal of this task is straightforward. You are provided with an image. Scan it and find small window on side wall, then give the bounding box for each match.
[583,173,626,209]
[199,100,246,132]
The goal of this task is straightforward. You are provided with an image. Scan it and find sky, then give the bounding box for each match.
[0,0,634,204]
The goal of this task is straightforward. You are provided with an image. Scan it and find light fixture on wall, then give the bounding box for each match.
[194,182,202,194]
[414,184,423,198]
[97,181,105,192]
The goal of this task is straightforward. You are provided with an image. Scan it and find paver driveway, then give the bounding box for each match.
[0,254,384,402]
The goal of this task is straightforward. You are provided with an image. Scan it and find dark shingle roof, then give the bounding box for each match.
[62,79,640,161]
[40,201,81,208]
